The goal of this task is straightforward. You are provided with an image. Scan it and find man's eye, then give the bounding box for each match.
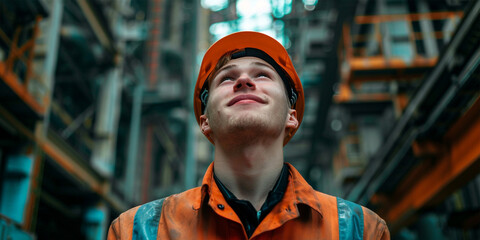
[221,76,234,82]
[256,73,269,78]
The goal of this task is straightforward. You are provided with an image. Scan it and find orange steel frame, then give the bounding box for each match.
[1,7,132,234]
[355,11,464,24]
[0,104,104,192]
[0,15,125,229]
[0,15,46,232]
[23,147,45,232]
[0,104,126,212]
[341,11,463,85]
[0,16,46,115]
[336,11,463,108]
[379,96,480,233]
[147,0,163,89]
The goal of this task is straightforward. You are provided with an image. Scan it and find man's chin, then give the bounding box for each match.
[229,120,267,131]
[227,116,283,137]
[229,113,267,127]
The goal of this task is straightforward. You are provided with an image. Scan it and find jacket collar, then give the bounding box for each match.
[283,162,323,217]
[195,162,324,219]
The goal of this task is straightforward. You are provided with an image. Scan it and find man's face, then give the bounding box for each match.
[200,57,297,142]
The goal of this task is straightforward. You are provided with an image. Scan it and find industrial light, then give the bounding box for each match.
[201,0,228,12]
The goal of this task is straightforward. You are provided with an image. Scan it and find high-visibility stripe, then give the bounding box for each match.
[131,196,366,239]
[132,198,165,240]
[337,197,364,240]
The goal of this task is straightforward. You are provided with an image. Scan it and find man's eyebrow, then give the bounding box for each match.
[215,61,275,78]
[250,61,275,71]
[216,64,237,76]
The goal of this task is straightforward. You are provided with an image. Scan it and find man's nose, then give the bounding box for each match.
[233,75,256,92]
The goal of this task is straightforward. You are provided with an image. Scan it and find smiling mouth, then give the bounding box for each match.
[227,94,266,106]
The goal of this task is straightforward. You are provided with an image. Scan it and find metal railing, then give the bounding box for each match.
[0,16,47,115]
[341,11,463,82]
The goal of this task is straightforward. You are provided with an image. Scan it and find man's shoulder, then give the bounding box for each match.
[166,185,203,202]
[309,190,381,218]
[115,186,202,221]
[359,202,390,240]
[108,187,202,239]
[309,190,390,239]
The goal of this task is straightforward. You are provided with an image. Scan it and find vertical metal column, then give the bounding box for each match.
[125,84,144,203]
[377,0,392,60]
[91,0,128,178]
[417,0,439,58]
[92,67,123,177]
[132,0,162,203]
[416,214,446,240]
[147,0,163,89]
[26,0,64,233]
[84,204,108,240]
[24,149,45,232]
[142,125,154,203]
[184,0,199,190]
[40,0,64,135]
[0,154,34,224]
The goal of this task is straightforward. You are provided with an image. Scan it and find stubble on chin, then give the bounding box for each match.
[206,100,290,142]
[227,113,269,133]
[221,110,287,141]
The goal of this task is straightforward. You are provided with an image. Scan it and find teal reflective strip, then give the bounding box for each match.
[337,197,364,240]
[133,198,165,240]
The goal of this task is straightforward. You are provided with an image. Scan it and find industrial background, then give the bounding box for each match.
[0,0,479,239]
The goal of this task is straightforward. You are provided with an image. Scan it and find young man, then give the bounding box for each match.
[108,31,390,239]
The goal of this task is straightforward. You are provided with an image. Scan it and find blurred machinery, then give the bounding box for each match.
[0,0,190,238]
[308,0,479,238]
[0,0,478,239]
[286,0,479,238]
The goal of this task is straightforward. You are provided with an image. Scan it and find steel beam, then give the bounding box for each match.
[141,125,154,203]
[417,0,438,58]
[91,67,123,178]
[346,0,480,203]
[349,57,437,70]
[307,0,354,179]
[355,11,463,24]
[23,147,45,232]
[0,63,45,115]
[61,105,94,139]
[0,105,127,212]
[383,96,480,233]
[76,0,113,50]
[41,0,64,135]
[125,84,143,203]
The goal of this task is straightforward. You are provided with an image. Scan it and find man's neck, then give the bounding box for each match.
[213,138,284,210]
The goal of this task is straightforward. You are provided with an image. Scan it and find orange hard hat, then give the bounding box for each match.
[193,31,304,145]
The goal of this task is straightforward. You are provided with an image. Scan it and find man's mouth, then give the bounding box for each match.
[227,94,266,106]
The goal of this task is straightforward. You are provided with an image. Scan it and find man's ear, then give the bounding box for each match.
[285,109,298,130]
[200,114,212,137]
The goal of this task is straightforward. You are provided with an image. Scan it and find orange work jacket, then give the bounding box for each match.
[108,163,390,240]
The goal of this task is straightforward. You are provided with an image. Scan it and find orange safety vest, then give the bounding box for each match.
[108,163,390,240]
